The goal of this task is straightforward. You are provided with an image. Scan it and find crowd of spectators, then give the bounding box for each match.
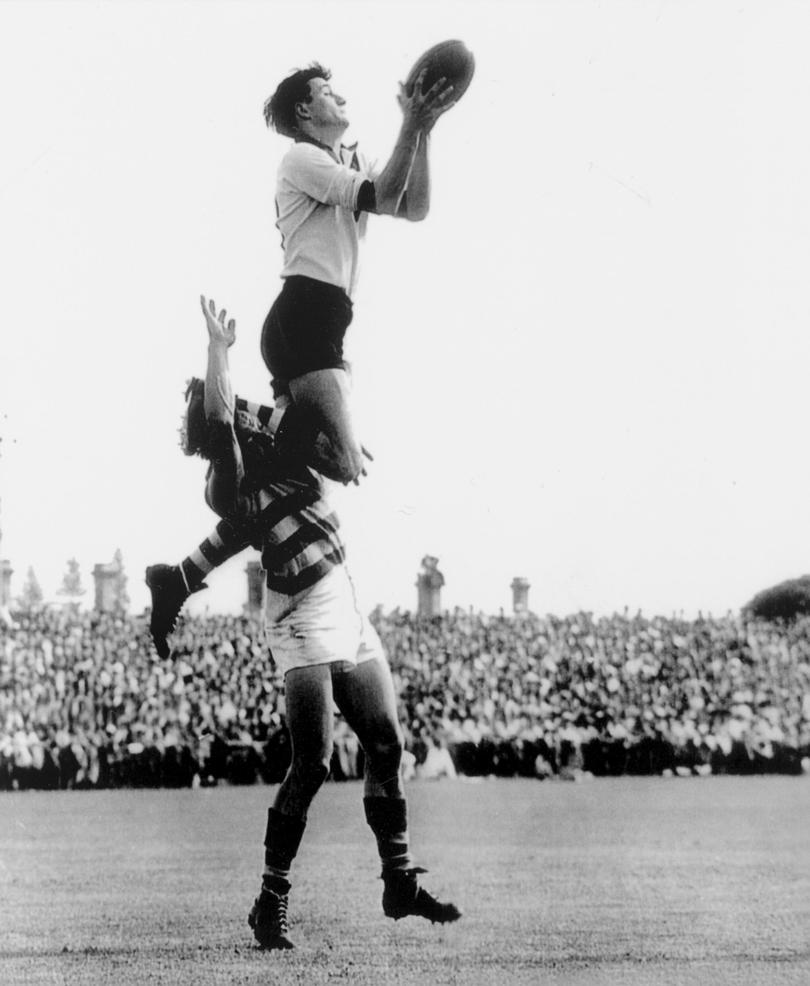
[2,605,809,790]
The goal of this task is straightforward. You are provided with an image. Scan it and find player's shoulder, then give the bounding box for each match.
[286,139,323,158]
[282,140,334,168]
[277,141,320,179]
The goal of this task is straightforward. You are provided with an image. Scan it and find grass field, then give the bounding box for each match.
[1,776,809,986]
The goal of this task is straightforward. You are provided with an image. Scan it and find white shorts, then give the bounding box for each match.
[264,563,385,676]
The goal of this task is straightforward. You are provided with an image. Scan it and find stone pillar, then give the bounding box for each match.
[511,577,530,614]
[416,555,444,618]
[245,560,265,615]
[93,562,119,613]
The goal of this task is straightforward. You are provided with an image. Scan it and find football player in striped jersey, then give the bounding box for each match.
[149,297,461,949]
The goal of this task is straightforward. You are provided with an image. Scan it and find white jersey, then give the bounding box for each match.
[275,138,378,299]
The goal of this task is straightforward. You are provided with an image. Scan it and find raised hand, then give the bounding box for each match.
[398,69,457,133]
[200,295,236,348]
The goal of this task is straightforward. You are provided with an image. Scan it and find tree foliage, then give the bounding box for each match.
[18,567,44,611]
[743,575,810,622]
[58,557,86,601]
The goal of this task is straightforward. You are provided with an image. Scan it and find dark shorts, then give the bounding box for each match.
[261,276,354,398]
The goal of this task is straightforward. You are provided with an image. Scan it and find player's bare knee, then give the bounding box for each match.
[330,456,361,485]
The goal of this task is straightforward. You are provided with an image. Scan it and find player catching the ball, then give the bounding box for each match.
[146,46,474,656]
[260,61,457,483]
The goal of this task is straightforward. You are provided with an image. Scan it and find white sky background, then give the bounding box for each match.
[2,0,810,619]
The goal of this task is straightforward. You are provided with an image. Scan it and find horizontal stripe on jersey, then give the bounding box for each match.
[252,476,346,596]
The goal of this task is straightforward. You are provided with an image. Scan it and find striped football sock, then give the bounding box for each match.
[180,519,252,589]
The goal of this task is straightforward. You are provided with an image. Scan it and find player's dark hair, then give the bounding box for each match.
[181,379,279,486]
[263,63,331,136]
[181,378,210,459]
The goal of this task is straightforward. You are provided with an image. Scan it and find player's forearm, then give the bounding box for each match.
[204,341,235,425]
[400,132,430,221]
[374,123,421,216]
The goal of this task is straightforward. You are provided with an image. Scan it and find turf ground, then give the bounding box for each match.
[1,776,809,986]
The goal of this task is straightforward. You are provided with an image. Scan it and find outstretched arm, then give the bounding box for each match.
[200,296,236,425]
[396,131,430,221]
[373,70,455,218]
[393,75,459,221]
[199,296,246,517]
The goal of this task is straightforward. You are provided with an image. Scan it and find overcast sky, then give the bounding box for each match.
[2,1,810,619]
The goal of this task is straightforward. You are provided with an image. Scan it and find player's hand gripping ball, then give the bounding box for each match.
[404,39,475,105]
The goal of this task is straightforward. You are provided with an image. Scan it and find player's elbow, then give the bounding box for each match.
[397,191,430,222]
[390,200,428,222]
[205,472,248,521]
[206,484,238,519]
[405,205,429,222]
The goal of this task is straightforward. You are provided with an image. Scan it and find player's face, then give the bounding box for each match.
[306,78,349,130]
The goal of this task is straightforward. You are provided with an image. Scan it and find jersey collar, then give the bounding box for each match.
[295,133,358,164]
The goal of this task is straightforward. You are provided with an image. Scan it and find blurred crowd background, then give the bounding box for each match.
[2,606,809,790]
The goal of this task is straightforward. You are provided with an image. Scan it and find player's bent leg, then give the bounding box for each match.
[144,564,206,660]
[185,519,254,587]
[145,520,253,660]
[249,663,335,950]
[333,658,462,925]
[286,368,365,484]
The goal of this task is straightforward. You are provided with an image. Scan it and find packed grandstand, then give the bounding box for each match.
[2,605,809,789]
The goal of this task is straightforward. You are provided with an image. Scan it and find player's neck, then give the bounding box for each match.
[298,122,343,157]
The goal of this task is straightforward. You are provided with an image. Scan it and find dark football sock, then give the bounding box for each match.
[263,808,307,884]
[364,797,413,874]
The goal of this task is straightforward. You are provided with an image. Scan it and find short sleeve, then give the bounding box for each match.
[284,143,368,211]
